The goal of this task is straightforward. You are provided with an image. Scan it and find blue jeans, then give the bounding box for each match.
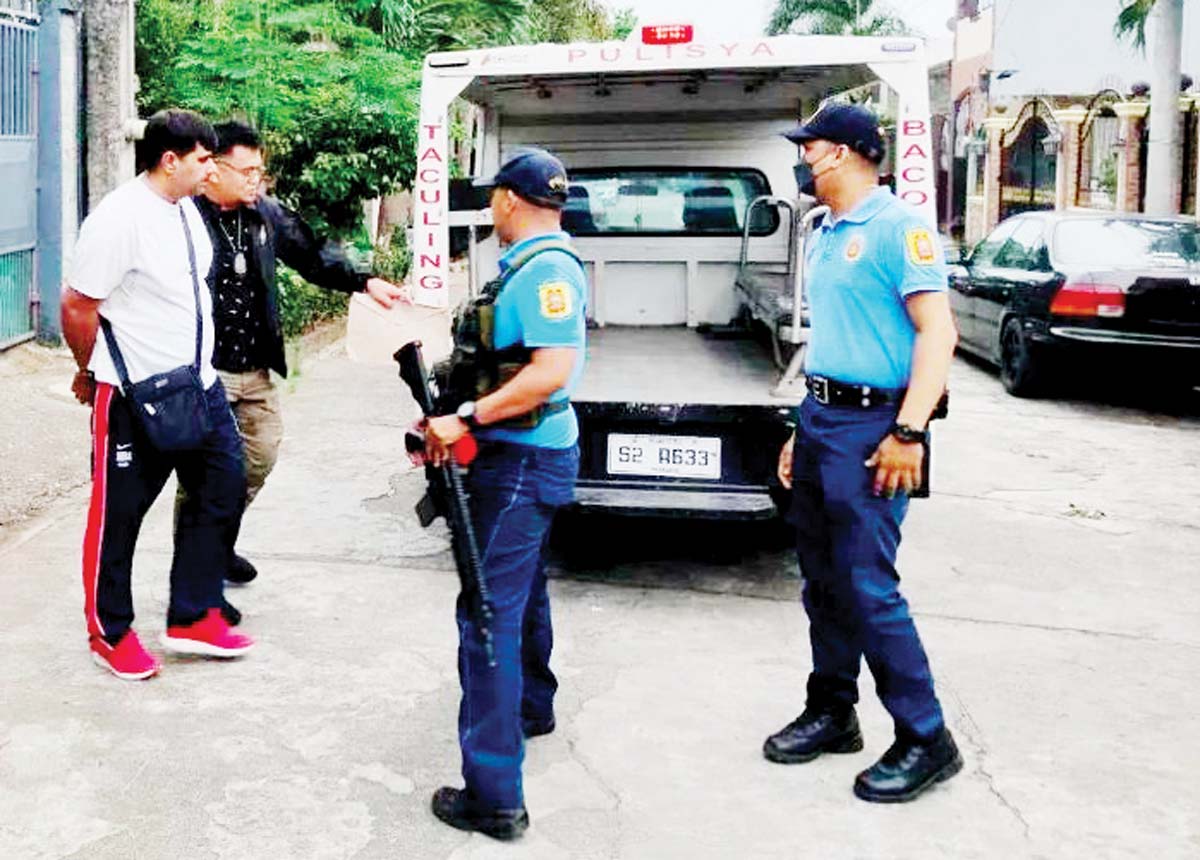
[458,441,578,811]
[791,397,945,740]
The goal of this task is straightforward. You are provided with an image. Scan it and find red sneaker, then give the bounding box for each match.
[91,630,161,680]
[161,608,255,658]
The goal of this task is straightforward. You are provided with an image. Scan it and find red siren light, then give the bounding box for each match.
[641,24,694,45]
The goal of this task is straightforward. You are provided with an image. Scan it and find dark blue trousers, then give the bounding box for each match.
[458,441,578,811]
[84,381,246,645]
[791,397,945,740]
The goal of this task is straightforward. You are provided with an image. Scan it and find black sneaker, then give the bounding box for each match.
[763,707,863,764]
[431,787,529,841]
[853,727,963,803]
[226,554,258,585]
[522,714,556,739]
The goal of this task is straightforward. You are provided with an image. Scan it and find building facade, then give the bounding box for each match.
[949,0,1200,243]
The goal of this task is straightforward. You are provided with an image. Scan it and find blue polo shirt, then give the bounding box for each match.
[477,231,588,449]
[803,187,948,390]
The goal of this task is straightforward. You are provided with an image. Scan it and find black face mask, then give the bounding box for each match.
[793,161,817,198]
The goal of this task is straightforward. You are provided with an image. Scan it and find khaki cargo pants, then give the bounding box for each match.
[176,369,284,514]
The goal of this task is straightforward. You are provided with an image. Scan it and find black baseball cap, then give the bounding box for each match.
[783,103,886,164]
[474,147,569,209]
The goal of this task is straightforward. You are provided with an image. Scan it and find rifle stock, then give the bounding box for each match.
[395,341,496,666]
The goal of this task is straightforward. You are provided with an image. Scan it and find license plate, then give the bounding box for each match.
[607,433,721,479]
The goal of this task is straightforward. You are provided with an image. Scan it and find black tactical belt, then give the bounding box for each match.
[805,375,906,408]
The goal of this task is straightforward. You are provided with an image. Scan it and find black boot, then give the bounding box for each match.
[763,707,863,764]
[431,787,529,841]
[853,727,963,803]
[522,714,556,739]
[226,554,258,585]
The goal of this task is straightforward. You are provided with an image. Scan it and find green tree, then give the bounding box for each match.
[1114,0,1155,47]
[349,0,529,53]
[610,7,637,40]
[766,0,908,36]
[135,0,632,238]
[134,0,196,112]
[137,0,420,235]
[522,0,621,42]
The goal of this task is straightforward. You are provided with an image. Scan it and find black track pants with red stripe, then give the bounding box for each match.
[83,381,247,646]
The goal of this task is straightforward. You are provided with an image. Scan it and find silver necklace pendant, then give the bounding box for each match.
[234,251,247,276]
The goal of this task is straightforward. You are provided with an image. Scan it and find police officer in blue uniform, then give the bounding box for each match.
[423,148,586,839]
[763,104,963,803]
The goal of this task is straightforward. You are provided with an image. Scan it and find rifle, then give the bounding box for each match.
[395,340,496,667]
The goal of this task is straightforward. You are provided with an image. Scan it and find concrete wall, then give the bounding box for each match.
[83,0,137,210]
[989,0,1200,101]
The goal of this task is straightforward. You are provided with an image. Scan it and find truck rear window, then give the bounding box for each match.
[563,168,778,237]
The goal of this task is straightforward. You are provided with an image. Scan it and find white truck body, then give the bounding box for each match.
[413,32,937,519]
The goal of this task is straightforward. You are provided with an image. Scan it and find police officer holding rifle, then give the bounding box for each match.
[410,148,587,840]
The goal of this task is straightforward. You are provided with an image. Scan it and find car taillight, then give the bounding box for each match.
[1049,282,1125,318]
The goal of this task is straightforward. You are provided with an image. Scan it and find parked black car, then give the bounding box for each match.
[949,211,1200,396]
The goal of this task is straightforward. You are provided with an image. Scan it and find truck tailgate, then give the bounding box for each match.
[572,326,797,519]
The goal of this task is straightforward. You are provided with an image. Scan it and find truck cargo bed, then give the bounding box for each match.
[735,264,807,332]
[575,325,795,406]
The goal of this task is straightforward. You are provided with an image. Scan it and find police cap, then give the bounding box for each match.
[783,103,886,164]
[475,147,569,209]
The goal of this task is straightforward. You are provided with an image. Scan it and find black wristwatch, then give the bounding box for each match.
[456,400,480,429]
[889,422,928,444]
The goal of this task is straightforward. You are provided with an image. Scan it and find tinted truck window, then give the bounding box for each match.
[564,168,778,237]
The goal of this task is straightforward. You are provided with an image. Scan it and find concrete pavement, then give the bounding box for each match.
[1,333,1198,859]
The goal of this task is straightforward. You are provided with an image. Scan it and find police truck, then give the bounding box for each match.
[407,25,939,524]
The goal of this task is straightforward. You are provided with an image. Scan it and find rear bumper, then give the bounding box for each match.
[573,483,778,520]
[1047,326,1200,349]
[573,400,793,520]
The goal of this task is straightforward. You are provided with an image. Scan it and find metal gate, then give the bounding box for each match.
[999,100,1058,221]
[0,2,38,348]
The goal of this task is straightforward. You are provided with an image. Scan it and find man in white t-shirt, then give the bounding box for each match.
[61,110,255,681]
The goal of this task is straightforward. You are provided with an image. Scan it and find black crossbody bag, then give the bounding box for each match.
[99,206,211,452]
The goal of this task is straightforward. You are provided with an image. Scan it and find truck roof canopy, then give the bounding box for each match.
[412,36,938,308]
[461,65,877,121]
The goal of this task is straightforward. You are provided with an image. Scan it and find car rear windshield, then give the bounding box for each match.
[563,168,778,237]
[1053,219,1200,268]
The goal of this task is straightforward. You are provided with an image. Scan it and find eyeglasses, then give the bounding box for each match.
[216,159,266,182]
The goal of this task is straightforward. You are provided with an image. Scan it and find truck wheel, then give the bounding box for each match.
[999,317,1043,397]
[549,509,613,571]
[763,487,796,550]
[761,515,796,551]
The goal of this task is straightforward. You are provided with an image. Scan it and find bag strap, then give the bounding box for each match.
[484,240,582,299]
[99,204,204,393]
[178,204,204,372]
[98,317,133,395]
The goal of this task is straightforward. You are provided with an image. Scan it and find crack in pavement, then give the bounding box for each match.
[565,736,624,818]
[555,576,1200,648]
[936,490,1199,535]
[141,547,453,567]
[948,687,1032,840]
[917,611,1200,648]
[140,552,1200,648]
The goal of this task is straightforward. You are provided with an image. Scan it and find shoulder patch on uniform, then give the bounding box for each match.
[905,227,937,266]
[538,281,573,320]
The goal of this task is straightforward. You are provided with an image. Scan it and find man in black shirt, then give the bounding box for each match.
[188,121,404,616]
